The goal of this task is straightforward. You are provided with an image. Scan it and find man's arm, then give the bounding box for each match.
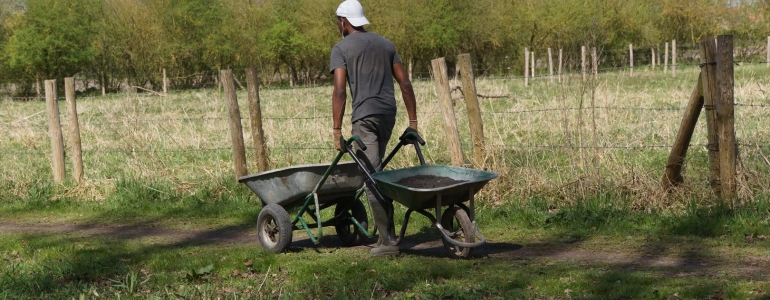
[392,62,417,126]
[332,68,347,128]
[332,68,347,150]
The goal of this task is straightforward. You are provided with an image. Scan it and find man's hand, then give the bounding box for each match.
[333,128,343,151]
[409,120,418,134]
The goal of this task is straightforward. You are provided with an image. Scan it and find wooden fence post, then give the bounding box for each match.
[629,44,634,77]
[162,69,168,94]
[663,42,668,74]
[523,48,528,84]
[662,75,703,190]
[592,47,598,79]
[581,46,587,81]
[408,59,413,81]
[531,51,535,80]
[672,39,677,77]
[548,48,554,83]
[558,48,563,83]
[652,47,656,70]
[766,36,769,68]
[245,67,269,173]
[65,77,84,184]
[221,69,248,179]
[45,80,66,183]
[716,35,736,202]
[431,57,464,166]
[699,38,721,197]
[458,54,486,169]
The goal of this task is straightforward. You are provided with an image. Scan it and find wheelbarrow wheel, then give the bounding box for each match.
[335,199,368,247]
[440,206,474,258]
[257,204,292,253]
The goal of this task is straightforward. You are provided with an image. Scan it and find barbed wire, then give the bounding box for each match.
[2,100,767,130]
[80,147,232,154]
[8,141,769,157]
[488,143,675,150]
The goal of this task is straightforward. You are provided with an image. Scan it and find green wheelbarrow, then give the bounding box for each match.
[352,129,499,258]
[238,137,374,253]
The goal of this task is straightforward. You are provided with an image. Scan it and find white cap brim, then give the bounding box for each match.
[346,16,369,27]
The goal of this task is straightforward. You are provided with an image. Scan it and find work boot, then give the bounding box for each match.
[370,244,400,256]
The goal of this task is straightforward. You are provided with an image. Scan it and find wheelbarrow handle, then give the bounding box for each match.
[437,221,487,248]
[341,135,367,151]
[400,128,425,146]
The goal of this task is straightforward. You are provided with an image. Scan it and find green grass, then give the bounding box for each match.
[1,191,769,299]
[2,65,770,298]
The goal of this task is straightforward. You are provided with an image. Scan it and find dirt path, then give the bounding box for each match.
[2,220,768,280]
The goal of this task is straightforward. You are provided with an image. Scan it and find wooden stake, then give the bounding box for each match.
[524,48,529,87]
[716,35,736,202]
[101,73,106,96]
[766,36,769,68]
[45,80,66,183]
[663,42,668,74]
[531,51,535,80]
[558,49,563,83]
[221,69,248,179]
[581,46,587,81]
[458,53,486,168]
[246,67,269,173]
[408,59,413,81]
[592,47,598,79]
[431,57,464,166]
[662,75,703,190]
[699,38,721,197]
[65,78,84,184]
[652,47,656,70]
[672,40,677,77]
[162,69,168,94]
[629,44,634,77]
[548,48,554,83]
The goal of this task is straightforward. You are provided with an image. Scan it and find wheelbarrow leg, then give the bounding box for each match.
[468,189,475,221]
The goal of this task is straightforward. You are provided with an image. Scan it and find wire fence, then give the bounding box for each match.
[1,101,767,156]
[1,40,769,187]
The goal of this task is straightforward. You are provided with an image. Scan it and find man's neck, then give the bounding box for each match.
[350,26,366,34]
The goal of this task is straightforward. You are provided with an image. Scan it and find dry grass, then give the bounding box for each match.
[1,65,768,209]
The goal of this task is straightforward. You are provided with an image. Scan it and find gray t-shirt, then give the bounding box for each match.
[330,32,401,122]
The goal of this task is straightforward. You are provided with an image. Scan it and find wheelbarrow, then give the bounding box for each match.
[352,129,499,258]
[238,137,374,253]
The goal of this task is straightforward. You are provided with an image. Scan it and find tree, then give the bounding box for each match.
[4,0,100,81]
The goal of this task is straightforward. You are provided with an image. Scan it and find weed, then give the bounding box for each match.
[109,271,150,295]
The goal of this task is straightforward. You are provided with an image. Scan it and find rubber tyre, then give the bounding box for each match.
[335,199,369,247]
[440,206,474,258]
[257,204,292,253]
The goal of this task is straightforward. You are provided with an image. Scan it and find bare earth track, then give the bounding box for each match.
[1,219,768,281]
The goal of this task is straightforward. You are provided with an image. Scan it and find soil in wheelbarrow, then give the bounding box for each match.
[395,175,467,189]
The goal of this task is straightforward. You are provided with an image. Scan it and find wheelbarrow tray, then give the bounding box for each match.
[371,164,498,210]
[238,161,364,208]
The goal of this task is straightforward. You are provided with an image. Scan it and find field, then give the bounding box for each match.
[1,65,770,299]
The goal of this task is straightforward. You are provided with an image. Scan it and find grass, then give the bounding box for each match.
[1,65,770,298]
[1,193,769,299]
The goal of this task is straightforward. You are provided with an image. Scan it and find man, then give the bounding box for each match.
[330,0,418,256]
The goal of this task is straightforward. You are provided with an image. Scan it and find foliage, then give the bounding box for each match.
[0,0,766,94]
[3,0,100,81]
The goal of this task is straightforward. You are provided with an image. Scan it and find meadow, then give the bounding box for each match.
[1,64,769,299]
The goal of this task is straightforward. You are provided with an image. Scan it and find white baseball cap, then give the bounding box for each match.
[336,0,370,27]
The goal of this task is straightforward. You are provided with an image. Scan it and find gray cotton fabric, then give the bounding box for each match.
[330,32,401,122]
[351,114,397,246]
